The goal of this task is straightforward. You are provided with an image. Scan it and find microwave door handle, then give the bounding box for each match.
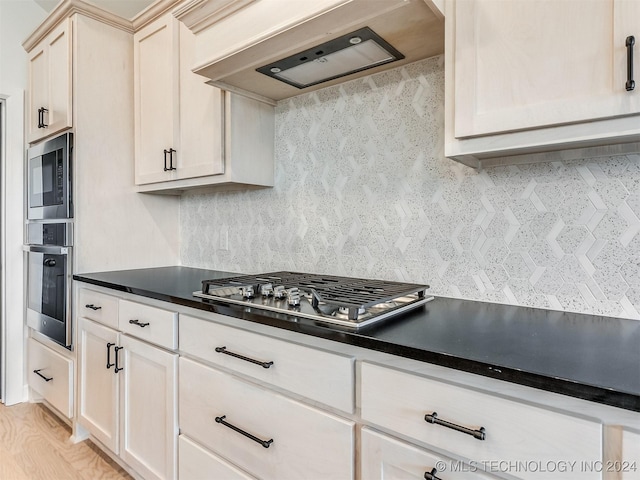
[26,245,68,255]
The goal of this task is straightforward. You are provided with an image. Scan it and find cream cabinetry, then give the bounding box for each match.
[362,427,499,480]
[26,18,72,144]
[179,435,256,480]
[445,0,640,167]
[73,282,639,480]
[27,337,73,418]
[620,429,640,480]
[361,362,603,480]
[134,11,274,193]
[134,14,223,185]
[77,289,178,480]
[175,0,444,102]
[179,314,354,412]
[179,357,355,480]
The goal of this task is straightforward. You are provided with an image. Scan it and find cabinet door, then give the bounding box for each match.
[454,0,640,138]
[177,22,224,180]
[27,19,72,143]
[621,429,640,480]
[27,44,48,143]
[134,14,179,185]
[77,317,120,454]
[119,335,178,480]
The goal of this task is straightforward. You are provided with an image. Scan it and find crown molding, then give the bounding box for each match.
[22,0,137,51]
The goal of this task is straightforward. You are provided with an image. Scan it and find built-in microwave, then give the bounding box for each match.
[27,132,73,220]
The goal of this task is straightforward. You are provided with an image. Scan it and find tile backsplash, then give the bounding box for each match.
[181,55,640,320]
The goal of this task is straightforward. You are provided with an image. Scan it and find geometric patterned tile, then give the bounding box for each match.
[179,55,640,321]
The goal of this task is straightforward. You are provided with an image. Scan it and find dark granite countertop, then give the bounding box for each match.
[74,266,640,412]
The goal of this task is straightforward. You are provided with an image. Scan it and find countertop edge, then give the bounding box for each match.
[73,273,640,412]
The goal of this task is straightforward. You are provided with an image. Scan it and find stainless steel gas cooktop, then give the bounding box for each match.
[194,271,433,329]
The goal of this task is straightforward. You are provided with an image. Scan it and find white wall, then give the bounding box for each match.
[0,0,47,405]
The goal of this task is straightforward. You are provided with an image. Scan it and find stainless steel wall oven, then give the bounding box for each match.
[26,222,73,348]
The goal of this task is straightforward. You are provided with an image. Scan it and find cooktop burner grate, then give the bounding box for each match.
[201,271,428,308]
[196,271,432,329]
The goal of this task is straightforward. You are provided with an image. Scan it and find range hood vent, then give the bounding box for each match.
[255,27,404,89]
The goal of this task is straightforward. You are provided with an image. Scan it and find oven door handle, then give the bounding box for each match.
[25,245,69,255]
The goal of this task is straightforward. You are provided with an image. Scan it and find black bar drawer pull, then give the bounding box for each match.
[33,369,53,382]
[424,412,486,441]
[106,342,115,369]
[215,415,273,448]
[627,35,635,91]
[129,319,150,328]
[215,346,273,369]
[85,304,102,311]
[425,468,443,480]
[114,346,124,373]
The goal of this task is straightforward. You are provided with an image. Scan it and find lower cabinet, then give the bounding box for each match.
[178,357,355,480]
[361,362,603,480]
[179,435,256,480]
[77,317,178,480]
[362,427,498,480]
[27,337,73,418]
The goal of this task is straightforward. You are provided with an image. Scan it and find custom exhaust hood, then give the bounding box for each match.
[175,0,444,104]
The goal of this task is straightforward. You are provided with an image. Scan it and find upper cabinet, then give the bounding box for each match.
[445,0,640,168]
[174,0,444,103]
[134,10,274,193]
[134,15,224,185]
[27,18,72,144]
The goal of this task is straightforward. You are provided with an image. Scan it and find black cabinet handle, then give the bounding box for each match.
[163,148,177,171]
[215,415,273,449]
[424,412,486,441]
[85,304,102,311]
[114,346,124,373]
[38,107,48,128]
[106,342,115,369]
[215,346,273,369]
[424,468,443,480]
[627,35,635,91]
[129,319,150,328]
[169,148,176,170]
[33,369,53,382]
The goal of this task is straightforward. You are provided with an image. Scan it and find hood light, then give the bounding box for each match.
[256,27,404,89]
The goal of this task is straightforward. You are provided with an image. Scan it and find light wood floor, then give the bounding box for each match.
[0,402,132,480]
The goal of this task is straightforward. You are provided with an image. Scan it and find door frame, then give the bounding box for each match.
[0,90,28,405]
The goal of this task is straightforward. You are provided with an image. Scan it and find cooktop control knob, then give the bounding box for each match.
[260,283,274,297]
[287,287,301,307]
[273,285,287,300]
[240,285,254,298]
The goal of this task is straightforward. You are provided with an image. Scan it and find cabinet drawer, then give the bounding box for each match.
[362,427,498,480]
[179,357,355,480]
[78,288,118,329]
[180,314,354,412]
[361,363,602,480]
[27,338,73,418]
[179,435,255,480]
[118,299,177,349]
